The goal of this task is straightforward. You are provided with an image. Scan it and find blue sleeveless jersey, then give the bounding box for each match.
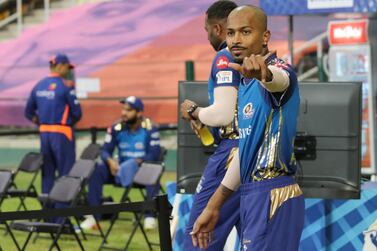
[238,55,300,183]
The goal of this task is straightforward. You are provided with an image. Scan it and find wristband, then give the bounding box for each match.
[187,104,198,120]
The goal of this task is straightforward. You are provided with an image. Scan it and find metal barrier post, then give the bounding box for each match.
[16,0,22,35]
[317,39,327,82]
[288,15,294,65]
[44,0,50,22]
[90,127,97,144]
[157,195,172,251]
[185,60,195,81]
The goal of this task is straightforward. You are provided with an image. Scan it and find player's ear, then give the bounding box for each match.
[214,23,221,36]
[263,30,271,46]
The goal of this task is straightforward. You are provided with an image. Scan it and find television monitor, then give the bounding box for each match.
[177,81,362,199]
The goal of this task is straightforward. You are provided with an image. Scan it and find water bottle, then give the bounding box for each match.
[191,120,214,146]
[198,126,214,146]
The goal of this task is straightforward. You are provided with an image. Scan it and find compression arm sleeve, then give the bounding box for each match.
[221,149,241,191]
[260,65,290,93]
[198,86,237,127]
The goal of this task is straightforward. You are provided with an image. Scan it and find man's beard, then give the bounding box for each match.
[233,57,244,64]
[124,116,138,126]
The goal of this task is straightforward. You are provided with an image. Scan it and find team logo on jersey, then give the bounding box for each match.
[243,103,255,119]
[216,71,233,84]
[135,142,144,150]
[48,83,57,91]
[216,56,229,69]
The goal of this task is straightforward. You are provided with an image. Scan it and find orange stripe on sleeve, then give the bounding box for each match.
[61,105,69,125]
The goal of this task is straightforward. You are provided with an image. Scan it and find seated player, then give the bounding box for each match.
[81,96,161,230]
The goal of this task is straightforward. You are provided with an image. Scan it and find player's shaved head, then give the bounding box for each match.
[226,5,270,62]
[228,5,267,32]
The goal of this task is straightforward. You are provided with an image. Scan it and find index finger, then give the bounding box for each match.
[190,222,201,247]
[228,62,243,75]
[191,232,199,247]
[259,58,267,82]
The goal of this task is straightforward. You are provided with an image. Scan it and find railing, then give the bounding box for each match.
[0,0,78,37]
[282,31,328,81]
[0,0,22,34]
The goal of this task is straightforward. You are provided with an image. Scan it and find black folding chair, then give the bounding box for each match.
[99,162,165,251]
[11,176,85,251]
[0,170,21,250]
[6,152,43,211]
[106,147,167,215]
[80,143,101,161]
[158,147,167,194]
[80,127,101,161]
[33,159,105,243]
[68,159,106,241]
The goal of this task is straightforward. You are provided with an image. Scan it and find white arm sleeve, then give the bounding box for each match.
[221,149,241,191]
[260,65,290,93]
[198,86,237,127]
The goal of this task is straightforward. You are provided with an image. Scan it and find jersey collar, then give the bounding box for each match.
[217,41,227,51]
[266,51,277,65]
[48,73,61,78]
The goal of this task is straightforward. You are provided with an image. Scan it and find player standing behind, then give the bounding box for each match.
[25,54,81,195]
[180,1,241,250]
[191,6,305,251]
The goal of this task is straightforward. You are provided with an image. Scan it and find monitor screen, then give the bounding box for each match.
[296,82,361,199]
[177,81,362,199]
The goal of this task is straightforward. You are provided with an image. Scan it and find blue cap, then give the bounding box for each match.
[120,96,144,111]
[49,54,75,69]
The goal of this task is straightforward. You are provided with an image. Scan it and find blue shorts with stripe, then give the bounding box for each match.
[183,139,241,251]
[240,176,304,251]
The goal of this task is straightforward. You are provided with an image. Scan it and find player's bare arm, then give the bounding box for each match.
[191,149,240,249]
[190,184,234,249]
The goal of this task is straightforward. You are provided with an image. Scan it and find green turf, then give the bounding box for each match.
[0,171,176,251]
[0,148,39,169]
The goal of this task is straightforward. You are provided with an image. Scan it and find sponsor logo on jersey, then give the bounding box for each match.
[151,132,160,138]
[216,56,229,69]
[121,151,145,158]
[239,125,252,139]
[36,90,55,99]
[216,71,233,84]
